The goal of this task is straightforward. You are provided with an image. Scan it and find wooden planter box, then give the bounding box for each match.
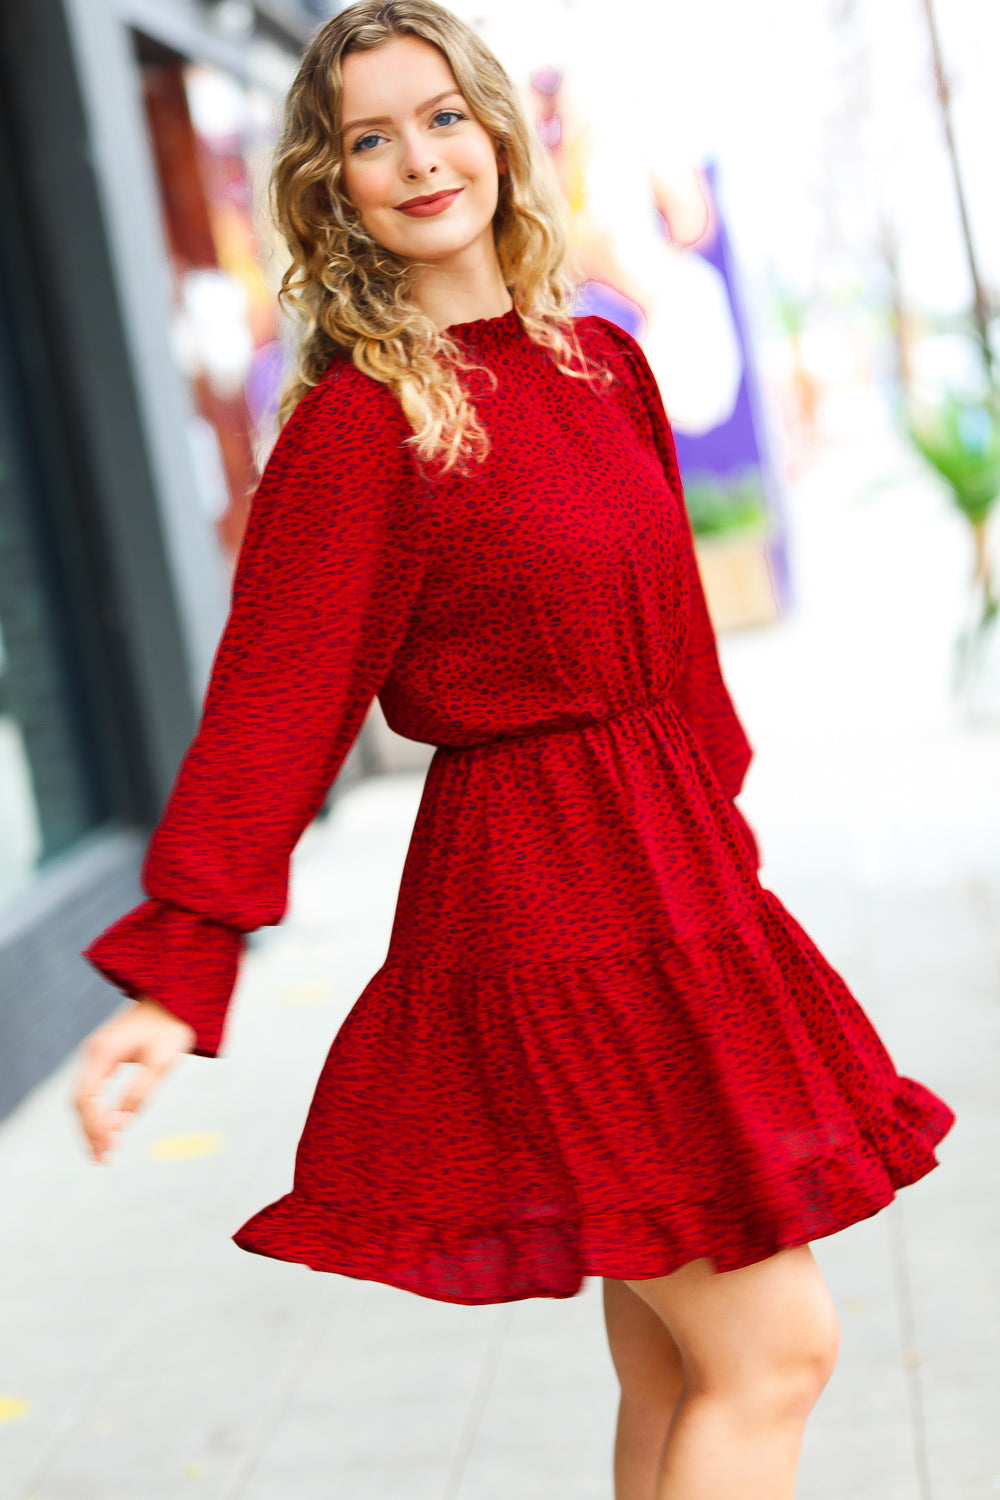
[693,529,780,633]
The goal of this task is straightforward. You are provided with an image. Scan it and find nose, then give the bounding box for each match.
[399,125,439,180]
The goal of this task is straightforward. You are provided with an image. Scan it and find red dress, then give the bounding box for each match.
[82,307,955,1304]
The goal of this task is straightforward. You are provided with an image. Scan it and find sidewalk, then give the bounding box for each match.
[0,404,997,1499]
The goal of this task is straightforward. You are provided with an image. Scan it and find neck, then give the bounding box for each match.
[409,244,513,332]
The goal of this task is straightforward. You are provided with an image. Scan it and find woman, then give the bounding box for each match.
[75,3,955,1495]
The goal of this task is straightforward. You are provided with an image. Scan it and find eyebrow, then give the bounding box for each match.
[341,89,464,136]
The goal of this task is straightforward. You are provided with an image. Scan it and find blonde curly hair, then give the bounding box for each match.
[270,0,612,475]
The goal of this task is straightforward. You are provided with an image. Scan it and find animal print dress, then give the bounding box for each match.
[83,307,955,1303]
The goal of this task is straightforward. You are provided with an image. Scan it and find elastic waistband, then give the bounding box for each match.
[434,692,675,757]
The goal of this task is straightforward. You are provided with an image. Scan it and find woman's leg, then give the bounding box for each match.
[624,1243,841,1500]
[602,1277,686,1500]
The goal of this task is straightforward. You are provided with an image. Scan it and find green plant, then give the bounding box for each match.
[683,468,769,538]
[906,389,1000,684]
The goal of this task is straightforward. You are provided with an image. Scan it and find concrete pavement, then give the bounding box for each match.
[0,397,997,1499]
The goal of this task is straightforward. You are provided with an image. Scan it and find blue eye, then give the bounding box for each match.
[349,109,466,154]
[351,132,383,155]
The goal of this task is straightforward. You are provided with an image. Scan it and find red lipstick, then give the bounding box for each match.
[395,188,464,217]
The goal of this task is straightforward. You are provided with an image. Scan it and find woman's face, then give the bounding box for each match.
[338,34,507,269]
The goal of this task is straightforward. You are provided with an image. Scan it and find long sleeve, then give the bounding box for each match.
[595,316,761,866]
[81,367,430,1056]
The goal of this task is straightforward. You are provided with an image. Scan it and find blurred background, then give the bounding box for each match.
[0,1,998,1496]
[1,0,998,1115]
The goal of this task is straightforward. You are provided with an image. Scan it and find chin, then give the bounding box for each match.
[394,223,495,263]
[379,193,496,245]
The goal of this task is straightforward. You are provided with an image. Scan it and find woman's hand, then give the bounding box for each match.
[74,999,197,1163]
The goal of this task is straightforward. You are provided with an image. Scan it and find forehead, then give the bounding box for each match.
[339,34,458,118]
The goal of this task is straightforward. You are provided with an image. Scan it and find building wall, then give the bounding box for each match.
[0,0,361,1122]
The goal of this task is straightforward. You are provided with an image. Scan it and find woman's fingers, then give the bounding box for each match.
[115,1050,169,1122]
[74,1008,184,1162]
[75,1034,127,1162]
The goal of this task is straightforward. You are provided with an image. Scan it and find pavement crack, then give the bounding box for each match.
[440,1301,515,1500]
[888,1198,934,1500]
[13,1295,161,1496]
[222,1284,344,1500]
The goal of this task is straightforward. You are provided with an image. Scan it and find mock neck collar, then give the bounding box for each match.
[442,303,523,345]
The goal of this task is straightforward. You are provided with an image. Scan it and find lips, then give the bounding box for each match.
[395,188,464,216]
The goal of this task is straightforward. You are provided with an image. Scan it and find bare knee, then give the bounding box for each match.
[626,1245,841,1423]
[691,1280,841,1423]
[785,1265,841,1404]
[801,1296,842,1404]
[755,1310,841,1423]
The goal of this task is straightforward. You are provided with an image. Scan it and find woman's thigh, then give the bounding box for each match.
[602,1276,686,1404]
[623,1245,841,1401]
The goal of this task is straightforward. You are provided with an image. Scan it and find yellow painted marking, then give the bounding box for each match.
[148,1132,227,1161]
[281,981,335,1007]
[186,1461,203,1477]
[0,1395,31,1423]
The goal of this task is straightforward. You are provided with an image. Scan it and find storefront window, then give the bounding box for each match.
[0,302,100,906]
[136,35,289,569]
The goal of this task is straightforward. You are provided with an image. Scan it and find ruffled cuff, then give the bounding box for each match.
[80,899,246,1058]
